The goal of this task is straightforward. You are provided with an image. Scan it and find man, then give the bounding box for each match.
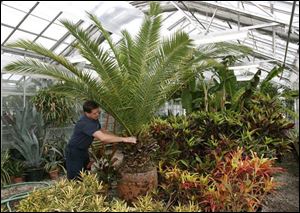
[65,100,136,180]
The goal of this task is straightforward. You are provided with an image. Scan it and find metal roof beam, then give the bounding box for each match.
[2,2,39,46]
[198,1,291,26]
[32,11,63,43]
[205,8,218,35]
[178,1,206,30]
[50,20,84,52]
[281,1,297,79]
[1,46,48,60]
[1,23,68,44]
[249,1,274,18]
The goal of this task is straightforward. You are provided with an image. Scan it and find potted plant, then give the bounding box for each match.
[3,2,250,201]
[44,160,64,180]
[43,142,66,180]
[8,160,25,183]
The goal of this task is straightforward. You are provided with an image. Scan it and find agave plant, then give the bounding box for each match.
[1,103,45,169]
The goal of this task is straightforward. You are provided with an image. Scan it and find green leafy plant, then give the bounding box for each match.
[31,89,80,127]
[1,104,46,169]
[7,160,25,177]
[1,151,11,186]
[17,172,110,212]
[89,142,119,184]
[132,193,166,212]
[172,201,202,212]
[43,141,66,173]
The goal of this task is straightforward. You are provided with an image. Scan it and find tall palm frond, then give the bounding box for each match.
[4,2,244,136]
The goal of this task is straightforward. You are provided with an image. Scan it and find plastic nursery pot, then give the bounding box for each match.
[117,167,158,202]
[25,167,45,181]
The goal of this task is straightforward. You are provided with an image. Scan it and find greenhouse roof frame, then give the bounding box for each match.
[1,1,299,89]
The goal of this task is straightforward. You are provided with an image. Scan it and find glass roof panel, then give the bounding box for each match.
[53,43,68,55]
[1,4,27,27]
[18,15,50,34]
[42,24,68,41]
[7,30,36,43]
[2,1,37,13]
[34,37,57,49]
[1,26,13,44]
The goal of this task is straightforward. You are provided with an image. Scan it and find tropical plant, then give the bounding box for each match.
[43,141,66,174]
[7,160,25,177]
[201,147,285,212]
[172,201,202,212]
[174,54,253,113]
[155,147,284,212]
[149,102,295,173]
[1,103,46,169]
[31,88,80,127]
[44,160,64,173]
[17,172,110,212]
[89,142,119,184]
[132,193,166,212]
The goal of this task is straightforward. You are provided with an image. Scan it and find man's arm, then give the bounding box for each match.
[99,128,116,136]
[93,130,136,144]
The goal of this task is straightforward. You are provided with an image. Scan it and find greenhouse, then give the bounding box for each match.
[1,1,299,212]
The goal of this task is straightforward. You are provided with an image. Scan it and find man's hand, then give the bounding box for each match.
[123,136,137,144]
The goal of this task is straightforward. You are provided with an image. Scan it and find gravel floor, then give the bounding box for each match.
[261,152,299,212]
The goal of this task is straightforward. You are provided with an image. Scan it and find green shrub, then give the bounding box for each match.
[17,172,110,212]
[172,201,202,212]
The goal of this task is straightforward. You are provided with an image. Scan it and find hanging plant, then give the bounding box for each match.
[31,89,79,127]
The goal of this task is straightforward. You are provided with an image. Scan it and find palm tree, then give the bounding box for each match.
[3,2,249,137]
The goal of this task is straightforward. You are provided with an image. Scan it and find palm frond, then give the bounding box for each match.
[260,66,284,90]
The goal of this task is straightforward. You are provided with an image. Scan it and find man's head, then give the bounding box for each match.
[83,100,100,120]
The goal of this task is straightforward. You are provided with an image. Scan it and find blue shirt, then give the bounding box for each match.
[68,115,101,151]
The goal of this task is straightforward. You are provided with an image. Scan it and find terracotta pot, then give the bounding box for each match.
[117,167,158,202]
[49,169,59,180]
[12,176,25,183]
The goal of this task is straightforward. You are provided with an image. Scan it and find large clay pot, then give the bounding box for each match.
[117,167,158,202]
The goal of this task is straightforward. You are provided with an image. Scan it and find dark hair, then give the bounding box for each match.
[83,100,100,113]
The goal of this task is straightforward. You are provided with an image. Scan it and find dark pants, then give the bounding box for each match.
[65,145,89,180]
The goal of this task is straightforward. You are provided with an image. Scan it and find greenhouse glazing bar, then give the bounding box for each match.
[1,2,39,45]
